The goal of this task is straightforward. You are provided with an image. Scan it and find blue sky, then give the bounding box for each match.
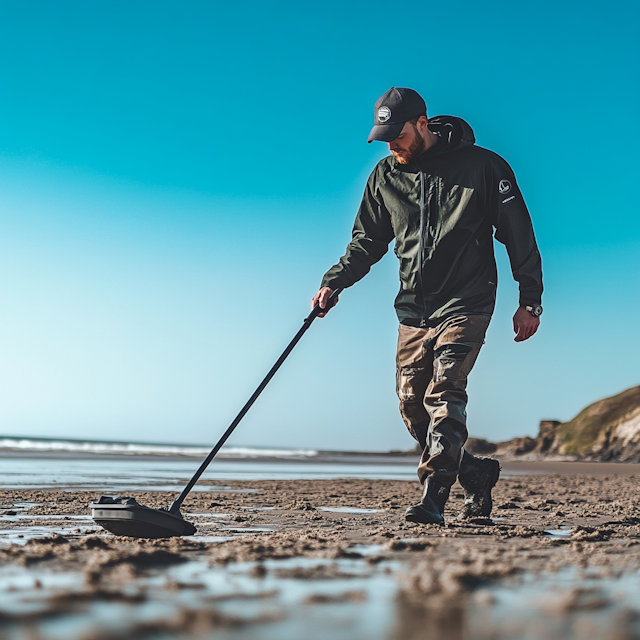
[0,0,638,451]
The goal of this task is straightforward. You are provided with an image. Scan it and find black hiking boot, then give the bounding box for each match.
[457,451,501,519]
[404,477,451,525]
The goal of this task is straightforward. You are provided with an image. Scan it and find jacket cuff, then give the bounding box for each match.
[320,274,346,291]
[519,291,543,307]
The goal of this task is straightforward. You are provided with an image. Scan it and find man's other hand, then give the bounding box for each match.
[311,287,338,317]
[513,307,540,342]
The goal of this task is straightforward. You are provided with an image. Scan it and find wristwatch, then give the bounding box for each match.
[525,304,543,317]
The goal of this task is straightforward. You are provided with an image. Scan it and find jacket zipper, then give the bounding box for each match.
[418,171,428,327]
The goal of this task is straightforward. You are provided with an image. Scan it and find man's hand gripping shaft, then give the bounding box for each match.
[311,287,339,317]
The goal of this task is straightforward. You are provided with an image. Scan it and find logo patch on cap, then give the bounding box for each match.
[377,106,391,123]
[498,179,511,194]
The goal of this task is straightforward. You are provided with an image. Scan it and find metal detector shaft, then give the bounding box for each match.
[169,288,342,514]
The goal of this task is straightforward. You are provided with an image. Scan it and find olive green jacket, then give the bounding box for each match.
[321,116,543,326]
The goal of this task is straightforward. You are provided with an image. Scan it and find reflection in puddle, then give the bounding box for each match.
[0,541,638,640]
[6,502,40,511]
[0,564,84,616]
[0,552,398,640]
[2,514,93,521]
[348,544,384,556]
[189,534,235,543]
[317,506,382,514]
[0,524,101,546]
[473,567,640,639]
[0,510,272,547]
[545,526,573,539]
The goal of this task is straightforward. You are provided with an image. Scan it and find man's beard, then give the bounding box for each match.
[391,126,426,164]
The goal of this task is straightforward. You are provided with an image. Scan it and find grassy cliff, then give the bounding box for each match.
[557,385,640,456]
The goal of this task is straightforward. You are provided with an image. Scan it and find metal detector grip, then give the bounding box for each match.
[304,287,341,323]
[168,287,343,514]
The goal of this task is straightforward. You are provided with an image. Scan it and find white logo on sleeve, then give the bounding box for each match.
[377,106,391,122]
[498,179,511,194]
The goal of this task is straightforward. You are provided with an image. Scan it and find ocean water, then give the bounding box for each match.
[0,456,418,491]
[0,436,418,490]
[3,436,637,491]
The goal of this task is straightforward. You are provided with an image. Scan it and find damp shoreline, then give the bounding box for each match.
[1,450,639,493]
[1,473,639,639]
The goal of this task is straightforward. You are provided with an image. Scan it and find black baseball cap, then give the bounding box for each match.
[368,87,427,143]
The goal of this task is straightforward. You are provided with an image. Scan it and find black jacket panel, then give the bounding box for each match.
[321,116,543,325]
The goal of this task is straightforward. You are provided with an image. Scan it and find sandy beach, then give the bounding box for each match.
[1,462,640,640]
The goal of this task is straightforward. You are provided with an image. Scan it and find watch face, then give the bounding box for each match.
[530,305,543,317]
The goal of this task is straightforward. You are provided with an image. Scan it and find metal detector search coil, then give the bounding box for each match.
[90,495,196,538]
[89,289,342,539]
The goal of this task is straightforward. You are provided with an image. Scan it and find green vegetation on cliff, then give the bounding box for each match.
[558,385,640,455]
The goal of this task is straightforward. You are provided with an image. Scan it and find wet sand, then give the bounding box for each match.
[500,459,640,476]
[1,469,640,639]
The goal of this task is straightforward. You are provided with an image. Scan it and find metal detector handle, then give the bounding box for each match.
[304,287,342,323]
[169,287,343,514]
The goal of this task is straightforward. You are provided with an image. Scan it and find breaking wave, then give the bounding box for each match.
[0,437,318,458]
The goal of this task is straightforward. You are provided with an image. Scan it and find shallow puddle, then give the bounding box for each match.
[347,544,384,556]
[317,506,382,514]
[471,567,640,639]
[0,550,398,640]
[0,536,638,640]
[0,524,101,546]
[7,502,41,510]
[189,534,236,543]
[545,526,573,539]
[2,514,93,522]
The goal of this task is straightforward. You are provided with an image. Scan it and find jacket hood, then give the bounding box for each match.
[391,116,476,172]
[427,115,476,150]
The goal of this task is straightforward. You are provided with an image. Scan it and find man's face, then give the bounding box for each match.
[388,119,426,164]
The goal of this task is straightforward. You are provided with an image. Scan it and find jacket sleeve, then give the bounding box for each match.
[490,156,543,307]
[320,169,395,291]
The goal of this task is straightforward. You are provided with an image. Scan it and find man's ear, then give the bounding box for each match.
[417,115,429,132]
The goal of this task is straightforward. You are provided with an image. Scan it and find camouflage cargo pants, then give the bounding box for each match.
[396,314,491,485]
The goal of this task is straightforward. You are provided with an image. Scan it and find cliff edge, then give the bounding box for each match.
[466,385,640,461]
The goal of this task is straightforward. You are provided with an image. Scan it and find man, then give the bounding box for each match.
[312,87,543,525]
